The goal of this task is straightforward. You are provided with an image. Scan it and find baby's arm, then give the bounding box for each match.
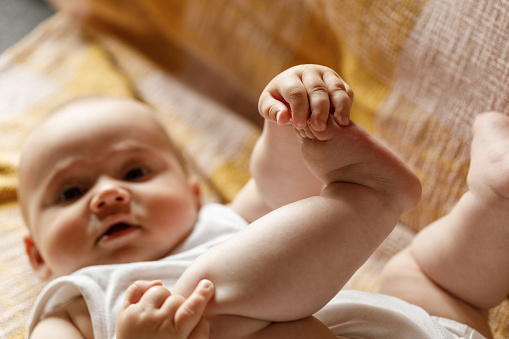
[29,280,214,339]
[28,312,87,339]
[230,64,354,222]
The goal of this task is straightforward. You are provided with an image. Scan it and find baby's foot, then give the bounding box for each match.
[301,120,421,214]
[468,111,509,203]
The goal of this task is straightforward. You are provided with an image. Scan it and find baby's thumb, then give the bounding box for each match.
[258,92,291,125]
[174,280,215,333]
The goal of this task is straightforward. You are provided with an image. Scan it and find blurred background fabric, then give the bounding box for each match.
[0,0,54,54]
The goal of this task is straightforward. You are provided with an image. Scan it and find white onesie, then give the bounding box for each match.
[25,203,485,339]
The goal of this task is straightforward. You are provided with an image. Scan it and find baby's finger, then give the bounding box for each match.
[258,91,292,125]
[303,124,317,140]
[296,127,307,140]
[323,71,353,126]
[303,113,338,141]
[139,285,172,309]
[174,280,215,335]
[294,125,316,140]
[120,280,163,310]
[293,127,305,142]
[302,70,330,132]
[276,74,310,129]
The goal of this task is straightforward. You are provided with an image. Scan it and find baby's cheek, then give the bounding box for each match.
[42,218,91,275]
[149,196,196,236]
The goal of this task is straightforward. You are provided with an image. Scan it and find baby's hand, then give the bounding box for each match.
[116,279,214,339]
[258,64,353,140]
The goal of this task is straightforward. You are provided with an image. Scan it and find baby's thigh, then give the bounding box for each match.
[379,248,491,338]
[210,315,335,339]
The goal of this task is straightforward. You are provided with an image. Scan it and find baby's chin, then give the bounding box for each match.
[50,240,184,278]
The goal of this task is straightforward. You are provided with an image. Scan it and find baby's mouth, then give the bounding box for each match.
[96,223,140,244]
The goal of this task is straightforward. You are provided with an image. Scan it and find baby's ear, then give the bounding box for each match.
[189,176,202,208]
[24,236,52,281]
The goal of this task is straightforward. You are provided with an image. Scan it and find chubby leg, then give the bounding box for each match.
[174,121,421,338]
[249,316,336,339]
[380,112,509,338]
[301,119,422,216]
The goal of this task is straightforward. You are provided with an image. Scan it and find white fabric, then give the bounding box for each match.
[316,291,486,339]
[433,316,487,339]
[26,203,485,339]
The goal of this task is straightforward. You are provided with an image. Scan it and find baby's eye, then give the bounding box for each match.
[124,166,149,181]
[59,186,84,202]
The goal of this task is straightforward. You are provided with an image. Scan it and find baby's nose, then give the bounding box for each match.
[90,185,130,213]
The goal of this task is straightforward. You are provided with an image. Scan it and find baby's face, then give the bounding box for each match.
[20,97,201,279]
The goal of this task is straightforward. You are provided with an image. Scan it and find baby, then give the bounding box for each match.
[20,64,420,338]
[21,63,506,338]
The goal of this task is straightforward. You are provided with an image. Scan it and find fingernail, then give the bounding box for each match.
[200,279,212,289]
[339,116,349,126]
[276,111,282,125]
[317,119,327,131]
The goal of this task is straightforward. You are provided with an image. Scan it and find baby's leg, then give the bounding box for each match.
[174,120,421,338]
[380,112,509,338]
[301,120,422,216]
[294,120,422,300]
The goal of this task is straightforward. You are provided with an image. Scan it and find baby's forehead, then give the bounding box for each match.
[20,96,171,178]
[28,97,162,141]
[42,96,157,127]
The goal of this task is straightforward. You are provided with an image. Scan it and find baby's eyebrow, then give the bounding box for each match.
[106,141,162,154]
[42,157,89,188]
[39,142,164,188]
